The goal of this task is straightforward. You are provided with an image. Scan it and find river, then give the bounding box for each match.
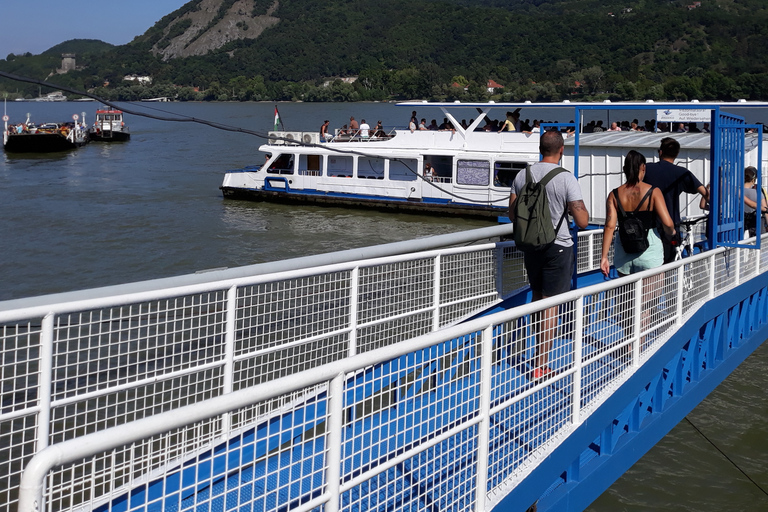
[1,100,766,510]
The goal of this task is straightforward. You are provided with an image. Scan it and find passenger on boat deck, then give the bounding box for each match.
[428,119,439,130]
[630,121,639,131]
[320,120,332,141]
[359,119,370,138]
[461,119,469,130]
[523,120,541,134]
[419,119,428,130]
[374,121,384,137]
[438,118,451,130]
[644,137,708,263]
[499,111,517,132]
[340,124,348,136]
[608,122,622,132]
[675,122,687,133]
[409,111,418,132]
[593,120,605,132]
[424,162,436,182]
[600,150,675,277]
[508,130,589,381]
[702,122,710,133]
[743,166,768,237]
[349,117,360,136]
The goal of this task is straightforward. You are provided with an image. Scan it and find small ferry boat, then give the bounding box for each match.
[220,101,768,221]
[3,113,88,153]
[89,108,130,142]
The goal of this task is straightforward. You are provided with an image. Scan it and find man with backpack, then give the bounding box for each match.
[508,130,589,380]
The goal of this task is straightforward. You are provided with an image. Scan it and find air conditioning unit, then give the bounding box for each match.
[268,131,285,145]
[302,132,320,144]
[284,132,303,144]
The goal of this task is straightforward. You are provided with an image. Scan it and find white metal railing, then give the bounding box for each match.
[16,235,767,512]
[1,228,639,512]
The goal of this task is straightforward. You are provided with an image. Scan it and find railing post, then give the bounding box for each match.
[38,314,55,451]
[349,267,360,356]
[495,245,504,298]
[474,324,494,511]
[433,255,442,331]
[325,373,346,512]
[735,248,741,287]
[709,253,716,299]
[633,278,642,364]
[676,265,684,326]
[221,285,238,435]
[587,233,595,271]
[572,296,584,424]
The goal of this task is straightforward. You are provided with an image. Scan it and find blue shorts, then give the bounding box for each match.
[613,228,664,275]
[523,243,574,297]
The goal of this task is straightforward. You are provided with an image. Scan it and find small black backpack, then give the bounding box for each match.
[613,187,654,254]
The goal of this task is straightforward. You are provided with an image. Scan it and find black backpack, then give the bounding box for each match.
[613,187,654,254]
[513,166,569,251]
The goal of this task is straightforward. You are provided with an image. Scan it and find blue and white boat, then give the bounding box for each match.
[221,101,767,222]
[4,102,768,512]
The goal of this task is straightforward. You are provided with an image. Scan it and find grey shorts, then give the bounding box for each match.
[523,243,574,297]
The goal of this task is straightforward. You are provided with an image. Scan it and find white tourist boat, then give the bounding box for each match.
[221,101,768,222]
[89,108,130,142]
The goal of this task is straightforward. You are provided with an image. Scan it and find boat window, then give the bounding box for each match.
[456,160,490,186]
[328,155,353,178]
[424,155,453,183]
[358,157,385,179]
[389,159,418,181]
[267,154,294,175]
[494,161,527,187]
[298,154,322,176]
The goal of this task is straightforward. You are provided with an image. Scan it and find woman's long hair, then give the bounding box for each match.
[623,150,646,186]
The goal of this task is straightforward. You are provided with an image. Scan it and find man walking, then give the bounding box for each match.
[644,137,709,263]
[508,130,589,379]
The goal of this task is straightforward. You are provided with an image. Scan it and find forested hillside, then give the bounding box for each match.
[2,0,768,102]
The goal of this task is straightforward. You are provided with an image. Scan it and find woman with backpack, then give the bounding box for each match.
[600,150,676,277]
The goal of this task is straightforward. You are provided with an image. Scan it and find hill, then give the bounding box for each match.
[2,0,768,102]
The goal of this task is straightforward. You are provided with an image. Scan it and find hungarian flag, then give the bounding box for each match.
[273,106,283,131]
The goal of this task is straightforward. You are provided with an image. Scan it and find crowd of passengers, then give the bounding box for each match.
[318,108,768,142]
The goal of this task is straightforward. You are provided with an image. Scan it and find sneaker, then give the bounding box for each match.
[533,367,553,380]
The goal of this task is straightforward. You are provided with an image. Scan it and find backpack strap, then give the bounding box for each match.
[634,186,654,213]
[539,167,570,234]
[612,188,627,219]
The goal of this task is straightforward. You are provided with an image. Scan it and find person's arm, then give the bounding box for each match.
[600,194,617,276]
[697,183,709,202]
[508,193,517,221]
[700,184,710,210]
[653,188,676,237]
[568,200,589,229]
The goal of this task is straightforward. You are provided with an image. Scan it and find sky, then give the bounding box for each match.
[0,1,190,57]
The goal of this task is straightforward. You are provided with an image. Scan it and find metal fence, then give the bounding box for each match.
[0,227,646,512]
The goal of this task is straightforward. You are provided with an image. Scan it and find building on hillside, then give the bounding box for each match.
[487,79,504,94]
[124,75,153,85]
[56,54,76,74]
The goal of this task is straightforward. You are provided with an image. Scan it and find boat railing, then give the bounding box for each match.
[13,230,767,512]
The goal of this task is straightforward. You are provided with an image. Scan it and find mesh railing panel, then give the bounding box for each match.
[50,368,223,444]
[356,312,432,354]
[359,260,433,324]
[340,335,482,507]
[52,294,227,402]
[236,273,351,357]
[715,249,738,294]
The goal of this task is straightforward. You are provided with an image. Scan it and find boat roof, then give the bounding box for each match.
[395,100,768,110]
[95,109,123,114]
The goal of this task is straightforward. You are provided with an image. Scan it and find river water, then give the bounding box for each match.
[1,101,766,510]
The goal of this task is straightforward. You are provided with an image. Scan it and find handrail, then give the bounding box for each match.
[16,232,763,512]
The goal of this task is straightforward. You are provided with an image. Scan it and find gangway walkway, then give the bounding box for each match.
[5,226,768,512]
